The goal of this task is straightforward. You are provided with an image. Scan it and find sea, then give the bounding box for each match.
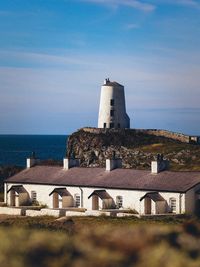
[0,135,68,167]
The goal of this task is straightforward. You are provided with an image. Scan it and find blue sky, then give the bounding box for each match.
[0,0,200,135]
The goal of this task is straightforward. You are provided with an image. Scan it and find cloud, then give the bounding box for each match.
[172,0,200,8]
[78,0,156,12]
[0,50,104,69]
[124,23,140,30]
[0,49,200,133]
[150,0,200,9]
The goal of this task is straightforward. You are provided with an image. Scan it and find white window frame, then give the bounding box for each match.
[116,195,123,209]
[74,193,80,207]
[169,197,176,213]
[58,194,62,202]
[31,191,37,201]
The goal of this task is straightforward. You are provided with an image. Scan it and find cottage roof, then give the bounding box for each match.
[88,190,112,200]
[7,185,27,194]
[140,192,165,202]
[49,188,72,197]
[5,166,200,193]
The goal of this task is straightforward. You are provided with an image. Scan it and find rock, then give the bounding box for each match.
[66,127,200,170]
[171,159,180,164]
[55,216,74,227]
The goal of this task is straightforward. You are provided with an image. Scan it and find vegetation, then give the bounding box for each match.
[0,215,200,266]
[140,142,200,171]
[0,214,189,229]
[1,130,199,265]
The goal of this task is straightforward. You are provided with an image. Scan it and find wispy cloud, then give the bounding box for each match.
[78,0,156,12]
[124,23,140,30]
[0,48,200,133]
[150,0,200,9]
[172,0,200,8]
[0,50,104,69]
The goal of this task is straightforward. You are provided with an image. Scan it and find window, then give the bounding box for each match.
[110,110,114,117]
[75,193,80,207]
[116,196,123,208]
[110,123,114,128]
[110,99,114,106]
[117,123,120,128]
[169,197,176,213]
[103,123,106,128]
[59,195,62,203]
[31,191,37,201]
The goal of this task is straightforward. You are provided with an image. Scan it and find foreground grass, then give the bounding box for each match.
[0,215,200,266]
[0,214,191,230]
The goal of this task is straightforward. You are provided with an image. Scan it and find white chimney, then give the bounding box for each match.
[151,154,169,174]
[106,158,122,171]
[27,158,36,168]
[63,158,80,170]
[26,152,39,168]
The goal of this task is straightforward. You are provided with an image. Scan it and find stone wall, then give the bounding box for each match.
[82,127,200,144]
[0,208,140,217]
[0,207,24,216]
[138,129,199,144]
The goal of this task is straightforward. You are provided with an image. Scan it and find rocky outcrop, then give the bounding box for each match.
[67,128,200,170]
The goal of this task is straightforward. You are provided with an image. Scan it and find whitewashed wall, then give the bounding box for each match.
[98,83,129,128]
[185,184,200,214]
[5,183,186,214]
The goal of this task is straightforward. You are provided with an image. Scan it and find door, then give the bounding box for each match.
[10,190,16,206]
[53,193,59,208]
[92,195,99,210]
[145,197,151,214]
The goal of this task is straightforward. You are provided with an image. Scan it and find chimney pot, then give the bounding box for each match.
[27,157,39,168]
[151,155,169,174]
[106,158,122,171]
[63,158,80,170]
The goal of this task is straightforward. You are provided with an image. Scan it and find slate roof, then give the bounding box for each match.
[140,192,165,202]
[5,166,200,193]
[88,190,112,200]
[7,185,27,194]
[49,188,72,197]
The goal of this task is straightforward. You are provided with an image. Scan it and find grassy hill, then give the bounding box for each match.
[140,142,200,171]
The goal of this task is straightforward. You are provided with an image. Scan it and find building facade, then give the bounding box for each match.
[4,157,200,216]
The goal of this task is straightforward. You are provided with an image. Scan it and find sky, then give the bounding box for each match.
[0,0,200,135]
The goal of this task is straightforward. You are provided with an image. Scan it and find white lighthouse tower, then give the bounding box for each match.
[98,78,130,129]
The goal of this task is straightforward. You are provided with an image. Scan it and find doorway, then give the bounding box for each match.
[144,197,151,214]
[10,190,16,206]
[92,195,99,210]
[53,193,59,208]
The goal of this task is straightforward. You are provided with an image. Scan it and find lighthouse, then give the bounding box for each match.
[98,78,130,129]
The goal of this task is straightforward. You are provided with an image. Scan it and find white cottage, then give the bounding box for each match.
[4,156,200,216]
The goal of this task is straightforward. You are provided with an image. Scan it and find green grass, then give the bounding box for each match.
[0,214,191,230]
[0,215,200,267]
[139,142,200,171]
